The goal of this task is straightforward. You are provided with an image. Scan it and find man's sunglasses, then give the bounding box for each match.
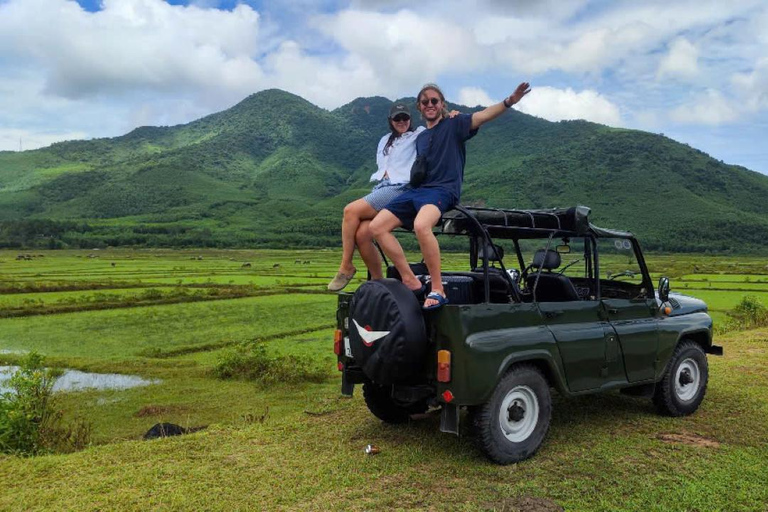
[420,97,441,106]
[392,114,410,122]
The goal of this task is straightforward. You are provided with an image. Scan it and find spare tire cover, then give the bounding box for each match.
[348,279,428,385]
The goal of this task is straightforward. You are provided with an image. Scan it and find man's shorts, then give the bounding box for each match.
[363,179,409,211]
[382,187,456,230]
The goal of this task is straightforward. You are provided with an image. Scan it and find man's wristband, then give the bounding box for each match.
[503,97,513,108]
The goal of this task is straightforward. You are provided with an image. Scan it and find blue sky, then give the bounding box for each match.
[1,0,767,175]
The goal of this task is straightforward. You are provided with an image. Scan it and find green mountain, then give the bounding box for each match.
[2,88,767,251]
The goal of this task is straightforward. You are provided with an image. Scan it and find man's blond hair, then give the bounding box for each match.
[416,83,449,119]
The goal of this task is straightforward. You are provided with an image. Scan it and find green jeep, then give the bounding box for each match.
[333,206,722,464]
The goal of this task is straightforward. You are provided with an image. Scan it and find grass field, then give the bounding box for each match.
[1,249,767,511]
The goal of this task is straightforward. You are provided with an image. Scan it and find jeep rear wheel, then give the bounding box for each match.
[363,383,424,424]
[653,340,708,416]
[473,365,551,464]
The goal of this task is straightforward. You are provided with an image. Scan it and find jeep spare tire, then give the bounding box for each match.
[348,279,428,385]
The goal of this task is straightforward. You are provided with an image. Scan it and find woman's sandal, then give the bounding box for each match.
[327,269,356,291]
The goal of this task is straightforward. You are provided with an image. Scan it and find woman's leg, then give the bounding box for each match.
[355,220,384,280]
[338,198,378,274]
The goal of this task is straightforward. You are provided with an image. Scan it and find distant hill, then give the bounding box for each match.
[2,88,768,252]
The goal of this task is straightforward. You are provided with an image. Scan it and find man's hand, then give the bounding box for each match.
[505,82,531,107]
[471,81,531,130]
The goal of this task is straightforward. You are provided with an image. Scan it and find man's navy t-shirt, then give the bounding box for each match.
[414,113,478,202]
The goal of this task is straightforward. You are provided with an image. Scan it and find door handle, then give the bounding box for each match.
[607,308,619,315]
[544,310,564,319]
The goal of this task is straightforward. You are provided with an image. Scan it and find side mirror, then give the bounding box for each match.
[658,277,670,302]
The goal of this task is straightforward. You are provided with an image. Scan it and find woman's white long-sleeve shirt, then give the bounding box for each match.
[369,126,426,184]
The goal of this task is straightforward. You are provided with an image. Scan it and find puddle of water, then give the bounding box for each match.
[0,366,159,393]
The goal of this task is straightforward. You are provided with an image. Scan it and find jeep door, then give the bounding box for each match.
[597,237,658,382]
[530,237,620,392]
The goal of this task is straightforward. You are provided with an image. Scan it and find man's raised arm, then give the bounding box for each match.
[470,82,531,130]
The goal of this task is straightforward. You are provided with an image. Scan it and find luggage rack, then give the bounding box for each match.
[441,205,593,236]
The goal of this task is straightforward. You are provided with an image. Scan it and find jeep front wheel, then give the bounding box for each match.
[653,340,709,416]
[473,365,551,464]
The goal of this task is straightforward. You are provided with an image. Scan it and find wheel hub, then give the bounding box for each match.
[507,400,526,422]
[498,385,539,443]
[674,358,701,402]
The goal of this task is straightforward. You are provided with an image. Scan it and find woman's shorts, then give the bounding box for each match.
[363,179,409,211]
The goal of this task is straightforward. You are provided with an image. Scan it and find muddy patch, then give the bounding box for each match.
[488,496,564,512]
[657,432,720,448]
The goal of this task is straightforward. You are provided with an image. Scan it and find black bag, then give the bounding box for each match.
[409,155,428,187]
[409,133,433,187]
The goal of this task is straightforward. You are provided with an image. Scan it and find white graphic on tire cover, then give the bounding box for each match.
[352,319,391,347]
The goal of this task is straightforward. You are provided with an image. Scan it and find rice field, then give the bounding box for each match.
[1,248,767,511]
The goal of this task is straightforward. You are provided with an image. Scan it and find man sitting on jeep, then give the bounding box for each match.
[369,82,531,310]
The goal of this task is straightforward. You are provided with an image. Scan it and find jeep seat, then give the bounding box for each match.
[472,243,517,303]
[525,249,580,302]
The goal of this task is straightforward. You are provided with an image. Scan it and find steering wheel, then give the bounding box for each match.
[556,258,583,276]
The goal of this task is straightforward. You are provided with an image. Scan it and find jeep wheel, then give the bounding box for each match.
[653,340,708,416]
[363,383,424,424]
[473,365,551,464]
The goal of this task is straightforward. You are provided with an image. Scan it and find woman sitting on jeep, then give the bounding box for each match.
[327,103,424,291]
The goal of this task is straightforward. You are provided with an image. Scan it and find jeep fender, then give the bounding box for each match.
[656,312,716,381]
[497,350,570,396]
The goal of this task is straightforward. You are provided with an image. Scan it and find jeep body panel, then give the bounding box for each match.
[431,303,567,405]
[602,297,660,382]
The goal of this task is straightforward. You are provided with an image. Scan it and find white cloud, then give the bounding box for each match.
[457,87,494,107]
[260,41,385,109]
[669,89,741,125]
[657,37,699,80]
[515,86,622,126]
[314,9,486,86]
[0,0,264,99]
[731,57,768,111]
[0,0,766,173]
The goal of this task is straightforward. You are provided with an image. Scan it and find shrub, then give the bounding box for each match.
[0,353,91,456]
[213,342,327,385]
[720,295,768,333]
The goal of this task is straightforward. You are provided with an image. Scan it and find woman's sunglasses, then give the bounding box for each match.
[420,97,440,106]
[392,114,410,122]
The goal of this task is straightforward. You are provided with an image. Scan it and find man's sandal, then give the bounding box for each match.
[423,292,448,310]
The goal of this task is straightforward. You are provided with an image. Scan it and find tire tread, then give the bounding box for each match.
[473,364,551,464]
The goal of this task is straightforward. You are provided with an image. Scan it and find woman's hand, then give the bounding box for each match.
[448,110,461,118]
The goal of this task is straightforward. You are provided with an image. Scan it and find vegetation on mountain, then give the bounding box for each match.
[2,88,767,251]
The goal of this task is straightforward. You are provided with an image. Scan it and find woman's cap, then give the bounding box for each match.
[389,103,410,118]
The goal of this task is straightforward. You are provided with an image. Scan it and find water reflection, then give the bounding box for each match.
[0,366,159,393]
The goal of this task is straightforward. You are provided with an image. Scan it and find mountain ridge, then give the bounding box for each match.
[1,88,767,251]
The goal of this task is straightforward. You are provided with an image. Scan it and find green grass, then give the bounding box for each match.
[1,249,767,510]
[1,328,766,510]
